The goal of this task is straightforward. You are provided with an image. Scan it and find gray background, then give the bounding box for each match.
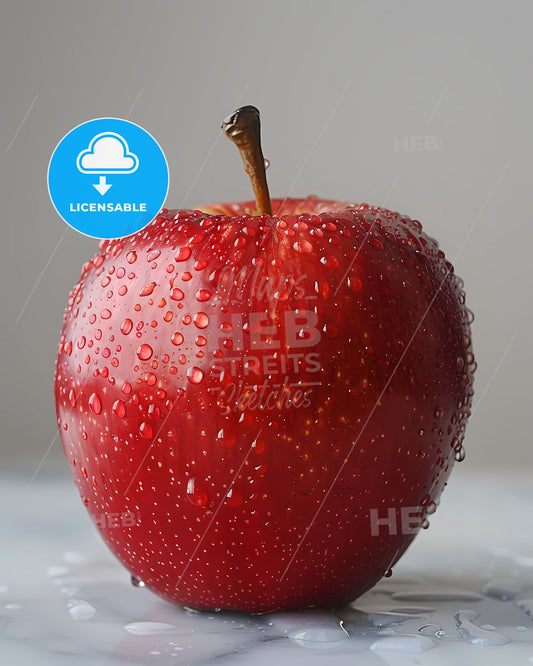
[1,0,531,474]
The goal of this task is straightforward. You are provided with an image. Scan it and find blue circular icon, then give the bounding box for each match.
[48,118,169,239]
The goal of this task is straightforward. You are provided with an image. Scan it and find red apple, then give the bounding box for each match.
[54,107,475,612]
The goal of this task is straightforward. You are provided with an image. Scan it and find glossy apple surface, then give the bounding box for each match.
[54,197,475,612]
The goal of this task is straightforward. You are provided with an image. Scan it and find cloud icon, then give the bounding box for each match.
[77,132,139,174]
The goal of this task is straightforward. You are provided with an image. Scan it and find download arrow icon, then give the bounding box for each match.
[93,175,112,196]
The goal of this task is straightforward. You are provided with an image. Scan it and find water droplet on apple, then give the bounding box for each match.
[253,439,266,454]
[139,282,157,297]
[139,422,153,439]
[187,366,204,384]
[68,389,76,407]
[63,340,73,356]
[126,251,137,264]
[195,289,211,302]
[122,382,132,394]
[175,247,192,262]
[147,249,161,261]
[186,477,208,506]
[293,239,313,254]
[461,334,471,349]
[171,332,184,346]
[137,344,153,361]
[217,428,236,448]
[120,318,133,335]
[147,403,160,418]
[170,288,184,301]
[434,406,444,419]
[454,445,466,462]
[314,280,330,298]
[89,393,101,415]
[112,400,126,418]
[77,336,86,349]
[347,277,362,292]
[194,312,209,329]
[321,255,340,269]
[101,309,112,319]
[131,575,145,588]
[264,158,270,170]
[226,488,243,507]
[323,323,338,338]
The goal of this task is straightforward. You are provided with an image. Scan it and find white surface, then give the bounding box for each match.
[3,465,533,664]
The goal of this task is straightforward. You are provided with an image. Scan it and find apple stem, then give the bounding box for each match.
[222,106,273,216]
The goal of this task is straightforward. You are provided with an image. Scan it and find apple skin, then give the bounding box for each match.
[54,197,475,612]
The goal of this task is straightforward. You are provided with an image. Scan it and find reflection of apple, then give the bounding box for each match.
[54,106,475,612]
